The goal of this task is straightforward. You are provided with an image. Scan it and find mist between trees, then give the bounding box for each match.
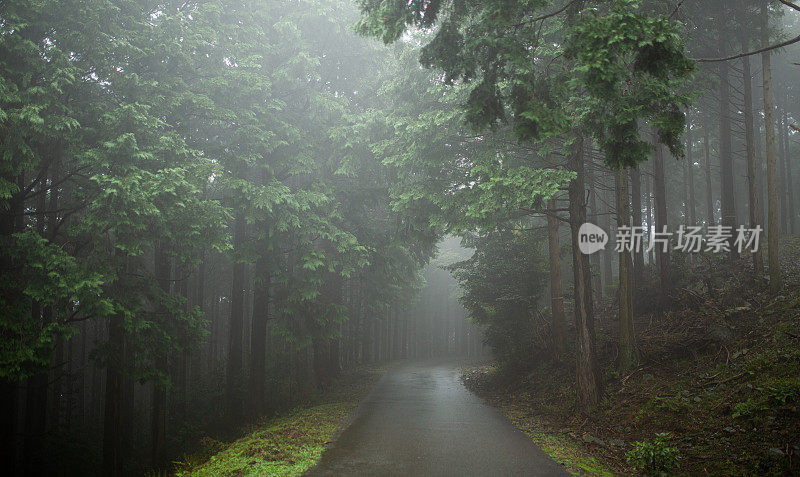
[1,0,799,475]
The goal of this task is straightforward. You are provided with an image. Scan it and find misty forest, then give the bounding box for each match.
[2,0,800,475]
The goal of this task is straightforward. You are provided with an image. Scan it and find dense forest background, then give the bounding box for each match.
[1,0,799,475]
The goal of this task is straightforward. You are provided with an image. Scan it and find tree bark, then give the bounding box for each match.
[249,253,269,415]
[781,106,796,234]
[615,172,637,373]
[630,167,645,282]
[226,207,246,424]
[101,251,127,477]
[151,245,170,470]
[568,136,600,409]
[718,10,738,257]
[762,2,782,291]
[704,118,715,227]
[652,135,672,299]
[547,198,565,358]
[686,120,696,226]
[586,162,603,300]
[741,47,764,273]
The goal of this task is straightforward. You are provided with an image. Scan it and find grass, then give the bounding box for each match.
[176,365,388,477]
[179,403,354,477]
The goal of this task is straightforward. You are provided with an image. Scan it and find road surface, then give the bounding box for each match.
[306,360,570,476]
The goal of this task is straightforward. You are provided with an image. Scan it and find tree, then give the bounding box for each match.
[615,171,637,372]
[762,2,783,291]
[357,0,693,408]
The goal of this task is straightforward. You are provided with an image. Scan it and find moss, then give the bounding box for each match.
[500,411,616,476]
[179,403,354,477]
[177,364,389,477]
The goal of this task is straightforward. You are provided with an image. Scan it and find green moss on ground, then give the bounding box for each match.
[180,403,354,477]
[176,365,387,477]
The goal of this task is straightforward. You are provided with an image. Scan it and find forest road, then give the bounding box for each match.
[305,359,570,476]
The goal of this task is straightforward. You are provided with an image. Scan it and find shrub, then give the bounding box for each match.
[626,432,680,476]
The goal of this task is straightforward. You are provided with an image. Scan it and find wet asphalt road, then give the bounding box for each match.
[306,360,570,476]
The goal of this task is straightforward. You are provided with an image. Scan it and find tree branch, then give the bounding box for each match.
[669,0,686,19]
[507,0,579,28]
[778,0,800,12]
[693,33,800,63]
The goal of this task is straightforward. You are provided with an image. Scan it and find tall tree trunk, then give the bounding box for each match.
[652,136,672,299]
[602,181,613,296]
[151,245,170,470]
[762,2,782,291]
[547,198,565,358]
[704,118,715,227]
[226,207,246,424]
[101,252,127,477]
[779,113,789,233]
[687,120,697,226]
[587,163,602,300]
[630,167,645,282]
[718,12,738,257]
[23,164,50,476]
[249,253,269,416]
[615,172,637,372]
[0,174,19,470]
[23,308,48,476]
[741,48,764,273]
[568,136,600,409]
[781,106,796,234]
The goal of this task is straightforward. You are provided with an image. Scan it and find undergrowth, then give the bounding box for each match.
[175,365,387,476]
[463,236,800,476]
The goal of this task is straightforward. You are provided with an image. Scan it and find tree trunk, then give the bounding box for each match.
[704,118,715,227]
[762,2,782,292]
[687,120,696,226]
[568,136,600,409]
[101,252,127,477]
[23,165,51,476]
[226,207,246,424]
[249,254,269,415]
[652,136,672,299]
[741,48,764,273]
[781,107,795,234]
[616,172,637,373]
[547,199,566,358]
[630,167,645,282]
[779,112,789,233]
[151,245,170,470]
[717,13,738,257]
[587,163,602,300]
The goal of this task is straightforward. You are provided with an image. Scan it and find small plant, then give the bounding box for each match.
[763,378,800,405]
[626,432,680,476]
[731,397,767,419]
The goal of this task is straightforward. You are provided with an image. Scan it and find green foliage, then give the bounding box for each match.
[0,231,110,380]
[626,432,680,476]
[566,0,694,168]
[357,0,694,170]
[448,226,549,371]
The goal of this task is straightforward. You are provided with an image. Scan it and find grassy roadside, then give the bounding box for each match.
[463,237,800,476]
[462,364,620,476]
[175,364,388,477]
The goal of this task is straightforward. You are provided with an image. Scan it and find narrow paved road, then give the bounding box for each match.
[306,360,570,476]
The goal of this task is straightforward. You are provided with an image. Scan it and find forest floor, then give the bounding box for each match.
[175,364,389,477]
[463,236,800,476]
